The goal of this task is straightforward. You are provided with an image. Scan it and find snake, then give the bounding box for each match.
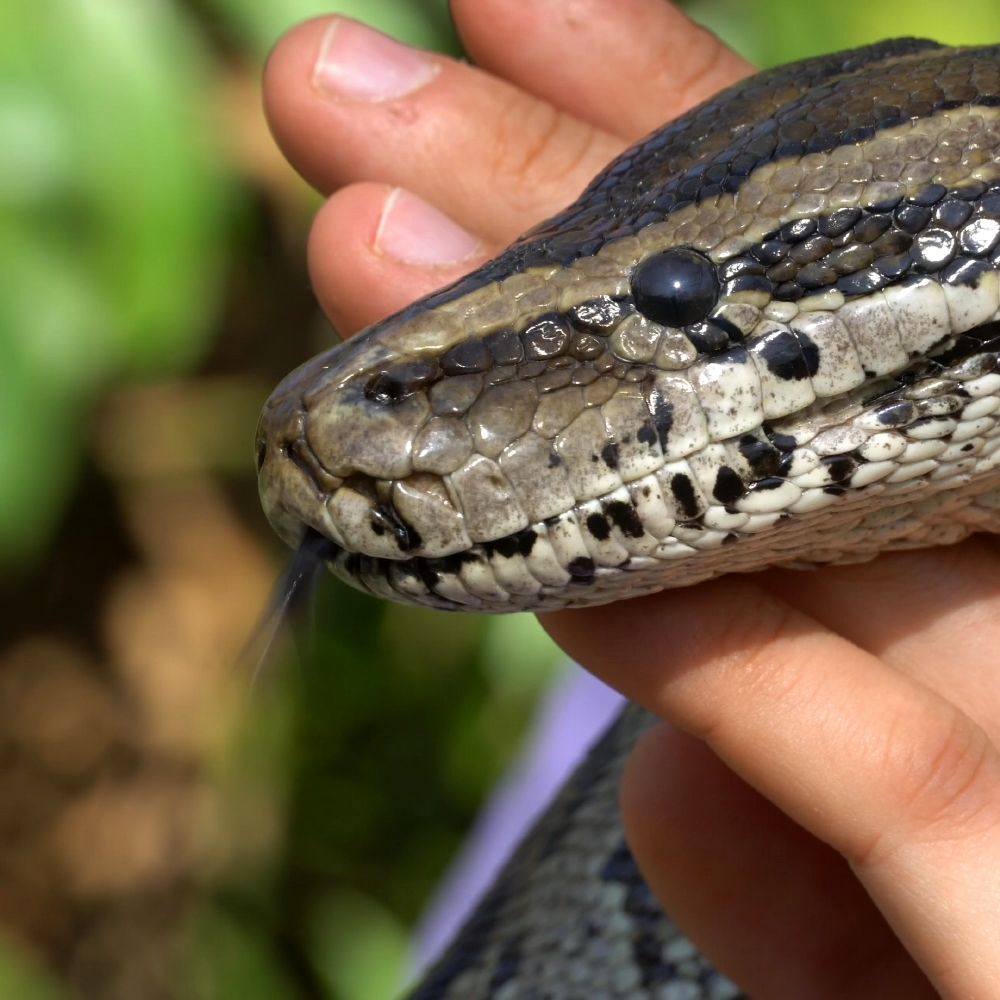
[256,38,1000,997]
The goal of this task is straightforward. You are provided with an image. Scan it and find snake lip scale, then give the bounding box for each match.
[258,39,1000,997]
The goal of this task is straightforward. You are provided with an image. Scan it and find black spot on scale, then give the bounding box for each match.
[767,430,798,452]
[604,500,645,538]
[586,512,611,541]
[636,420,658,448]
[738,435,782,477]
[876,400,915,427]
[516,528,537,556]
[547,452,563,469]
[486,535,520,558]
[713,466,745,505]
[670,473,700,519]
[601,442,620,469]
[567,556,596,583]
[821,456,857,484]
[647,387,674,451]
[758,330,816,380]
[370,504,423,552]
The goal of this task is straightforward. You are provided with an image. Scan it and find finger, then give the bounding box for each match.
[307,182,494,335]
[764,540,1000,731]
[264,16,623,245]
[621,725,933,999]
[451,0,752,141]
[542,580,1000,995]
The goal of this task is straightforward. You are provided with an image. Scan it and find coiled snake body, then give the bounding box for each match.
[258,39,1000,997]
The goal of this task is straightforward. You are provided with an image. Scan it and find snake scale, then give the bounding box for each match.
[257,39,1000,997]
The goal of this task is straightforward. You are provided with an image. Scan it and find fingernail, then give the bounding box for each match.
[375,189,483,267]
[313,19,439,101]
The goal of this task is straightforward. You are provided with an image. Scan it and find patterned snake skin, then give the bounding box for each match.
[258,40,1000,996]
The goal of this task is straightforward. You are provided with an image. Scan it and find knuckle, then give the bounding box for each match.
[854,707,1000,868]
[489,96,598,212]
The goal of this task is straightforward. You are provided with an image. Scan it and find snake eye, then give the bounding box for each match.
[631,247,719,327]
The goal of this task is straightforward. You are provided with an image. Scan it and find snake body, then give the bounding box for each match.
[258,39,1000,996]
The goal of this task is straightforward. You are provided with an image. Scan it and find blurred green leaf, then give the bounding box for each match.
[203,0,461,60]
[184,907,301,1000]
[307,890,409,1000]
[0,936,67,1000]
[686,0,1000,66]
[0,0,231,560]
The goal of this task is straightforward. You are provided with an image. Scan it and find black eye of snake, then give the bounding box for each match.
[630,246,719,327]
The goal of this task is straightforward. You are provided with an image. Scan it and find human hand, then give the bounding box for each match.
[264,3,1000,996]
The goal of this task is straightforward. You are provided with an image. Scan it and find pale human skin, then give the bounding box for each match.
[263,2,1000,995]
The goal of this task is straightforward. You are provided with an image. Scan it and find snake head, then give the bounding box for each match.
[258,39,1000,611]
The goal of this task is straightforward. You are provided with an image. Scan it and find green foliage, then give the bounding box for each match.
[202,0,461,58]
[0,0,229,562]
[685,0,1000,66]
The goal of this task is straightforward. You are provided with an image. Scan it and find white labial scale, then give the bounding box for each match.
[941,270,1000,332]
[657,458,709,521]
[941,439,984,461]
[686,442,732,501]
[653,536,698,560]
[787,486,838,515]
[628,474,676,541]
[907,417,958,441]
[575,497,632,567]
[735,479,802,514]
[902,440,951,467]
[555,406,624,500]
[645,372,710,461]
[965,373,1000,398]
[932,457,978,481]
[850,460,897,486]
[391,480,472,556]
[886,458,940,483]
[790,464,836,489]
[602,388,665,482]
[882,277,951,356]
[857,431,907,461]
[952,416,997,443]
[783,447,820,477]
[809,424,867,455]
[385,563,427,603]
[838,290,908,375]
[449,455,529,541]
[689,346,764,439]
[328,487,403,559]
[703,506,750,531]
[426,570,482,608]
[961,396,1000,420]
[746,320,816,418]
[545,509,594,572]
[458,555,510,602]
[606,486,661,556]
[522,526,573,587]
[789,310,866,397]
[740,511,783,533]
[487,546,542,596]
[675,527,730,549]
[357,562,399,602]
[499,432,577,522]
